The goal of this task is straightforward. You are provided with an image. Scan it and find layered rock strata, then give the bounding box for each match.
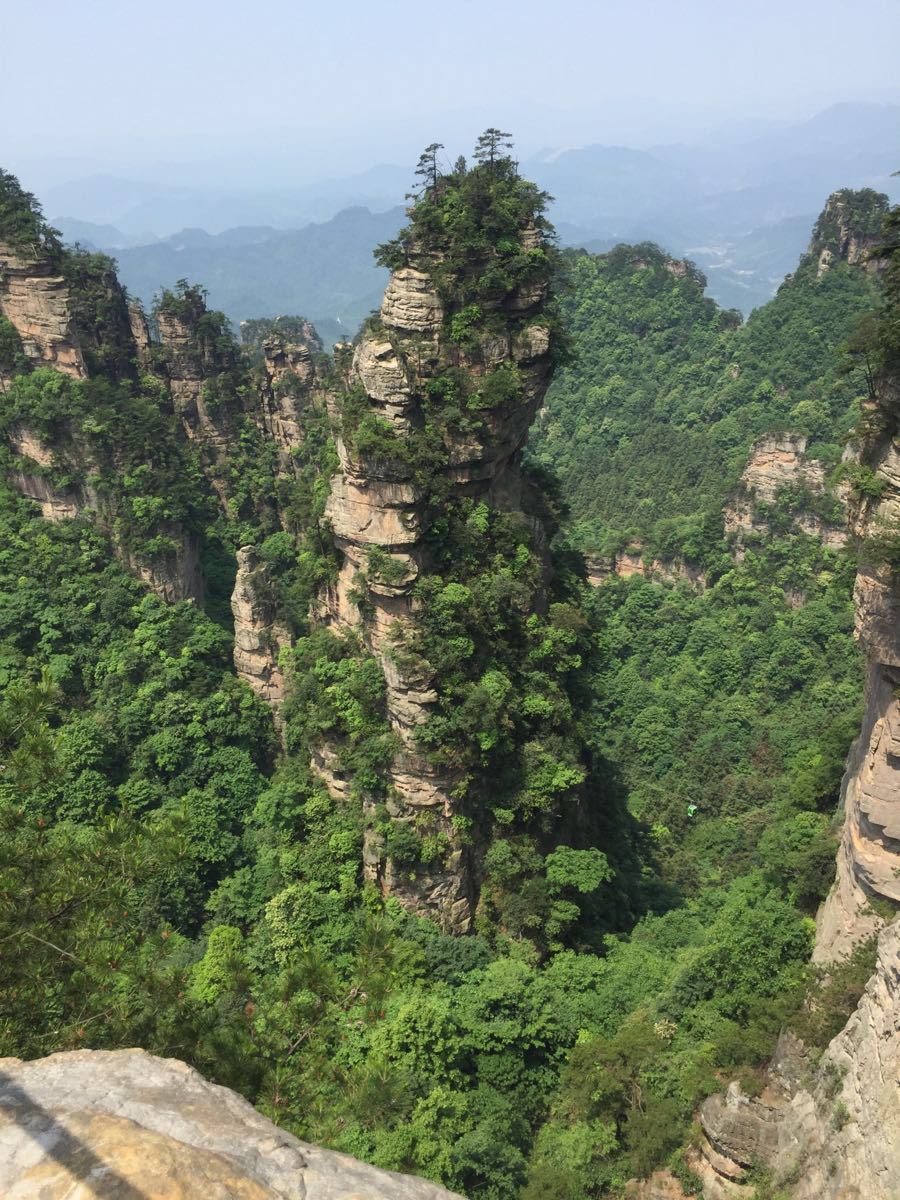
[724,432,847,551]
[0,1048,463,1200]
[5,419,203,605]
[317,244,554,932]
[814,591,900,960]
[156,304,239,503]
[0,242,206,604]
[586,546,707,589]
[2,242,328,694]
[255,320,324,471]
[815,372,900,960]
[231,546,293,714]
[0,242,86,383]
[694,923,900,1200]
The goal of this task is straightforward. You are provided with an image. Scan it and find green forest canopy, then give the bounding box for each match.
[531,200,885,563]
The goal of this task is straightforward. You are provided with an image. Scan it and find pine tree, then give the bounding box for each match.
[473,128,514,171]
[414,143,444,193]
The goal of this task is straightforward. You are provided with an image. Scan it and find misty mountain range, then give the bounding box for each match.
[47,102,900,335]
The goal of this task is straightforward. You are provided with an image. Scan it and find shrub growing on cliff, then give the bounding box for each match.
[0,169,61,257]
[0,316,29,376]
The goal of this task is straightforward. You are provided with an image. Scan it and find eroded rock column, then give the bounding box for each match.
[315,240,554,932]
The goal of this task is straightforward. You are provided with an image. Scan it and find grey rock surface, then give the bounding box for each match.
[0,1048,465,1200]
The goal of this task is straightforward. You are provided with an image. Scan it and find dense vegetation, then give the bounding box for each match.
[0,367,208,560]
[531,197,885,562]
[0,159,894,1199]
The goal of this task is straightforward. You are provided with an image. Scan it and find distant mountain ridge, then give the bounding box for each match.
[81,206,405,345]
[47,102,900,326]
[44,164,412,237]
[47,102,899,239]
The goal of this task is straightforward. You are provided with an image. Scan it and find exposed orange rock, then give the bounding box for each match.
[724,432,847,551]
[0,242,86,382]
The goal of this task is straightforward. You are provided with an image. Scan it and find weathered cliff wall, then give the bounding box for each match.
[225,322,331,703]
[315,233,554,932]
[585,546,707,589]
[690,259,900,1200]
[0,1048,463,1200]
[0,242,87,384]
[724,432,847,552]
[6,421,204,602]
[590,430,848,594]
[0,244,208,604]
[1,245,338,707]
[815,372,900,960]
[693,921,900,1200]
[231,545,292,714]
[156,300,240,504]
[255,320,324,471]
[665,199,900,1200]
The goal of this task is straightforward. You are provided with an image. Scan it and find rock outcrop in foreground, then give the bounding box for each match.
[0,1049,463,1200]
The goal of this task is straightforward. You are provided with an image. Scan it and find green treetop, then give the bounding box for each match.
[375,129,558,309]
[0,170,61,258]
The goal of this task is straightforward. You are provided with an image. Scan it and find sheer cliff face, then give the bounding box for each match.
[156,304,240,504]
[724,432,848,552]
[0,242,86,384]
[0,244,204,604]
[815,371,900,963]
[693,923,900,1200]
[257,321,324,470]
[231,545,292,718]
[316,232,554,932]
[227,326,328,706]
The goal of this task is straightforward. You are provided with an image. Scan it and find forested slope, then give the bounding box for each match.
[532,189,887,563]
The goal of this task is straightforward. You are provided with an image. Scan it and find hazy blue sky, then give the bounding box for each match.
[4,0,899,186]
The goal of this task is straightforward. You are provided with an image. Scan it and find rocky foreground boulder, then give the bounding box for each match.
[0,1048,463,1200]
